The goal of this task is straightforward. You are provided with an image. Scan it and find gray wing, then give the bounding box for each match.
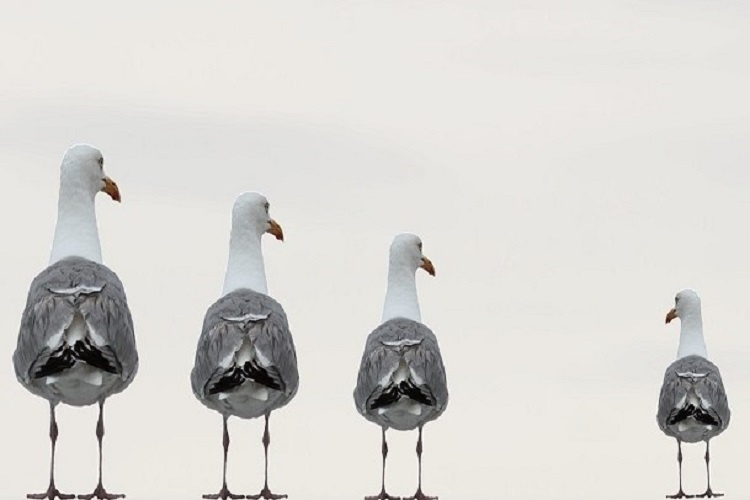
[354,318,448,418]
[13,257,138,395]
[657,355,730,433]
[407,325,449,412]
[354,327,401,413]
[191,289,298,402]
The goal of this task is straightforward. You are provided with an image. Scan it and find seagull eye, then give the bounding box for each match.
[98,157,104,168]
[264,202,270,212]
[417,242,423,251]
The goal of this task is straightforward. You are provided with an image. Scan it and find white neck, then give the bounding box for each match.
[49,179,102,264]
[222,225,267,296]
[677,310,708,359]
[382,264,421,322]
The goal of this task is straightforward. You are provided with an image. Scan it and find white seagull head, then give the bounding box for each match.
[231,192,284,241]
[389,233,435,277]
[61,144,120,202]
[666,289,702,324]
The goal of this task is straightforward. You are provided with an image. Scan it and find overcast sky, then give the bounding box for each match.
[2,2,750,499]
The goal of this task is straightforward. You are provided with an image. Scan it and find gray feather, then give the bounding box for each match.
[13,256,138,404]
[657,354,730,442]
[354,318,448,430]
[191,288,298,418]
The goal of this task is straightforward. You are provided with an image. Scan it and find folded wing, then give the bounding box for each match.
[13,257,138,401]
[657,355,730,438]
[191,289,299,409]
[355,318,448,425]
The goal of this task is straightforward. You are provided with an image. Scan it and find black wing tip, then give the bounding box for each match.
[33,340,118,379]
[208,361,284,396]
[73,340,118,373]
[369,386,401,410]
[399,380,436,406]
[667,404,721,427]
[243,361,284,391]
[34,351,76,378]
[368,380,436,410]
[208,368,244,395]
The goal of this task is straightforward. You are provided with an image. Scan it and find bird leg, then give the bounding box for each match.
[203,415,244,500]
[667,440,695,499]
[246,414,286,500]
[77,401,124,500]
[365,428,401,500]
[27,403,75,500]
[696,442,723,498]
[404,426,436,500]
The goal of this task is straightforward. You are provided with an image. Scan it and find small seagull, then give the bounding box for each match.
[354,234,448,500]
[657,289,730,499]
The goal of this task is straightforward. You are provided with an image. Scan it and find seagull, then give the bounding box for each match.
[191,192,298,500]
[354,234,448,500]
[13,145,138,500]
[657,289,730,499]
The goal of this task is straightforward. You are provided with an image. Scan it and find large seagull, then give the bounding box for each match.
[13,145,138,500]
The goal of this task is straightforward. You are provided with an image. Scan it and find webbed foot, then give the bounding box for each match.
[667,490,695,499]
[202,486,245,499]
[403,489,437,500]
[696,489,723,498]
[365,490,401,500]
[77,484,125,500]
[27,484,75,500]
[245,486,287,500]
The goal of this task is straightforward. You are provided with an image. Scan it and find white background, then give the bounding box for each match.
[1,2,750,499]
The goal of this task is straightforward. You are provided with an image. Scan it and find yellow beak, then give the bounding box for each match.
[267,219,284,241]
[665,308,678,324]
[420,257,436,277]
[102,176,121,202]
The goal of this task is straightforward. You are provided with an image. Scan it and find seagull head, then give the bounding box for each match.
[232,192,283,241]
[666,289,701,324]
[61,144,120,202]
[389,233,435,277]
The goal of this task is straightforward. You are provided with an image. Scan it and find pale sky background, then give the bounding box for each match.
[1,1,750,499]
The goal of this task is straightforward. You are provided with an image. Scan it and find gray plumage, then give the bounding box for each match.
[13,256,138,407]
[354,317,448,431]
[657,354,730,443]
[191,288,298,419]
